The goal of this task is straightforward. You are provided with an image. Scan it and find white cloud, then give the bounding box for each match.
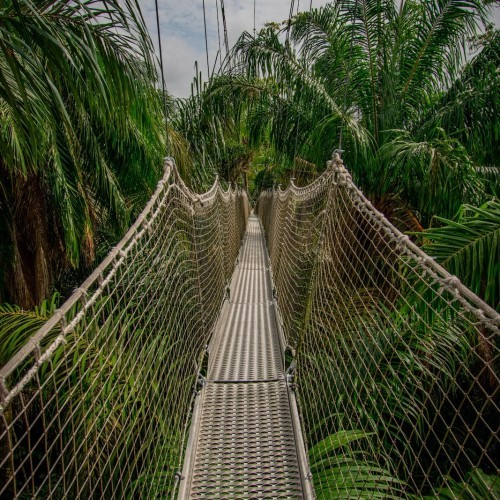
[161,34,201,96]
[141,0,500,98]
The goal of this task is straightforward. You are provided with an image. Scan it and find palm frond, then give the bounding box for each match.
[379,129,483,222]
[0,0,164,305]
[0,292,59,365]
[419,199,500,308]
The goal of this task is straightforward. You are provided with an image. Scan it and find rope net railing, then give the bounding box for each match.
[0,158,249,499]
[257,155,499,499]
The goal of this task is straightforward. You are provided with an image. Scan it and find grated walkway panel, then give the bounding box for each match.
[189,382,302,498]
[230,267,272,303]
[179,215,310,499]
[208,304,282,381]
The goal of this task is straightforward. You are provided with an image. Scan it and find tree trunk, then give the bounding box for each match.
[2,172,63,308]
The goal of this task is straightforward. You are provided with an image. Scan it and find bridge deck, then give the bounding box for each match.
[178,214,311,499]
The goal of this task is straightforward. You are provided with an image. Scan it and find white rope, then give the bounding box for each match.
[0,158,250,498]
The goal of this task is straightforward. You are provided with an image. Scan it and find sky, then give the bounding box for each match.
[141,0,331,97]
[140,0,500,98]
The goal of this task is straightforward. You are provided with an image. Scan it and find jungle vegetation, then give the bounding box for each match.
[188,0,499,310]
[0,0,498,497]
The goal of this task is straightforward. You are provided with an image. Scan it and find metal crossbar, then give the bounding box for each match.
[256,154,499,498]
[0,159,249,498]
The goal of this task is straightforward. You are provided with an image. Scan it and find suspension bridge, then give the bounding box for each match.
[0,157,498,498]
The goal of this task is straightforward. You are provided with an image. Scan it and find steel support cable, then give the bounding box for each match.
[292,0,314,177]
[200,0,220,181]
[338,0,358,155]
[253,0,256,38]
[286,0,295,45]
[202,0,211,80]
[154,0,170,155]
[216,0,223,71]
[277,0,296,181]
[220,0,230,69]
[255,159,499,498]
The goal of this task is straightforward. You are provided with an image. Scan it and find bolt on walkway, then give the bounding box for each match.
[178,214,313,499]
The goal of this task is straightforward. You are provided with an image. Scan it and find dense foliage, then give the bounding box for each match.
[420,199,500,309]
[0,0,165,308]
[205,1,498,223]
[0,1,498,498]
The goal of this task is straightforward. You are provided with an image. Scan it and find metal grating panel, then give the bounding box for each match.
[230,266,272,303]
[238,219,268,269]
[189,382,303,499]
[208,303,283,381]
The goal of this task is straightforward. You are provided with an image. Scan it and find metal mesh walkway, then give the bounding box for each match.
[178,215,312,499]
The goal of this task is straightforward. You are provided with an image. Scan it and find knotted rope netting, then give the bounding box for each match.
[256,155,499,498]
[0,159,249,498]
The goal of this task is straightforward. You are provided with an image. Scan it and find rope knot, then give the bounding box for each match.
[337,172,350,186]
[475,310,499,328]
[438,276,461,298]
[444,276,461,288]
[395,234,410,251]
[163,157,175,177]
[332,149,344,164]
[144,220,153,235]
[0,379,8,406]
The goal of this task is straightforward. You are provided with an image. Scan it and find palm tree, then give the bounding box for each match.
[209,1,497,226]
[0,0,165,308]
[172,65,254,190]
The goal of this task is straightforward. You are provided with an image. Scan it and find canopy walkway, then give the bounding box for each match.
[0,157,498,499]
[178,214,312,498]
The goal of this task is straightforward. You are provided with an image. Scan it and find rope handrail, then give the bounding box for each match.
[1,151,498,498]
[256,157,499,498]
[331,160,499,325]
[272,156,498,325]
[0,159,244,395]
[0,161,173,385]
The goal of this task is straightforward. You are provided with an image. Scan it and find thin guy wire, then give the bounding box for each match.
[220,0,230,69]
[338,0,358,154]
[216,0,223,71]
[202,0,211,79]
[286,0,295,45]
[154,0,170,155]
[253,0,256,38]
[292,0,314,174]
